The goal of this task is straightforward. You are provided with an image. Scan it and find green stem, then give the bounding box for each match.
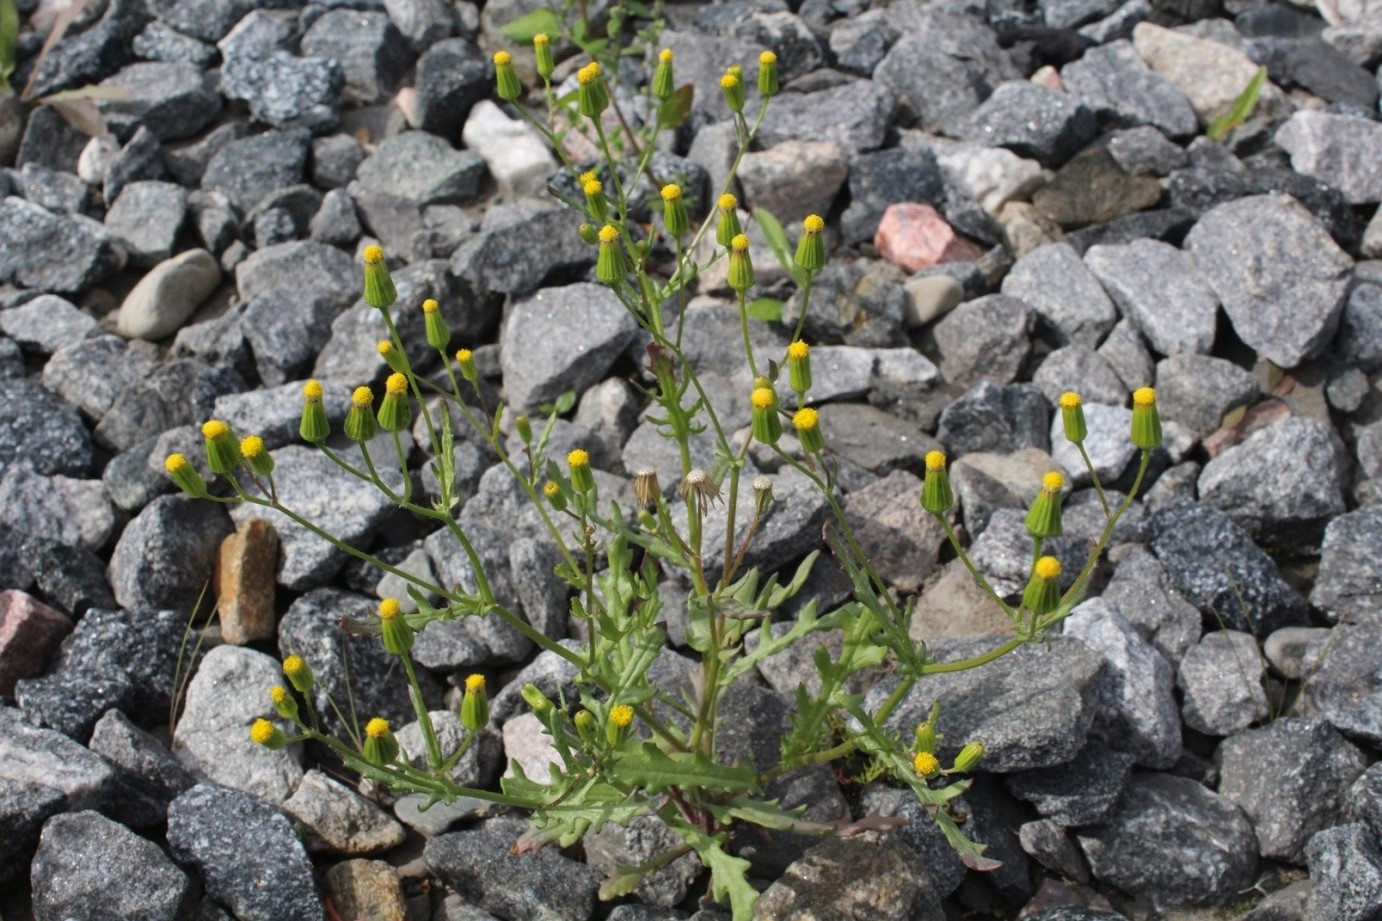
[737,289,759,379]
[401,655,444,770]
[1077,442,1111,518]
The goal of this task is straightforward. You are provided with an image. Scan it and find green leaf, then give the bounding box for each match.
[615,742,759,794]
[0,0,18,88]
[752,207,808,287]
[499,7,561,43]
[1206,66,1266,142]
[657,84,694,129]
[668,821,759,921]
[746,297,782,322]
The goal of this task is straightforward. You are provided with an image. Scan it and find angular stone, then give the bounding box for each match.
[756,79,896,154]
[1101,547,1201,664]
[1154,354,1258,440]
[0,294,96,355]
[356,131,486,206]
[0,378,94,479]
[937,381,1050,457]
[875,202,984,273]
[1085,239,1218,356]
[873,13,1019,129]
[740,140,848,228]
[752,833,945,920]
[202,128,311,213]
[221,50,344,132]
[460,100,555,199]
[411,37,490,135]
[88,709,197,817]
[282,769,406,855]
[1275,110,1382,205]
[1132,21,1277,124]
[1304,824,1382,920]
[1063,39,1198,138]
[0,590,72,696]
[945,81,1097,166]
[98,60,220,142]
[933,294,1033,387]
[0,465,114,553]
[1006,745,1135,827]
[843,469,945,594]
[1312,507,1382,624]
[109,495,233,611]
[1177,630,1270,736]
[1033,345,1127,407]
[1031,146,1165,229]
[323,859,408,921]
[217,517,279,645]
[0,707,117,810]
[1002,242,1118,348]
[1298,617,1382,746]
[0,198,123,294]
[0,777,66,889]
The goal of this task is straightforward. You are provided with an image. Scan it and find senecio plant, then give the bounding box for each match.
[167,41,1165,918]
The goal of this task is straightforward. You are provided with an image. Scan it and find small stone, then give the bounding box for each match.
[217,518,279,645]
[300,10,412,106]
[397,712,502,789]
[202,128,311,214]
[311,133,365,189]
[1062,39,1198,138]
[97,60,221,142]
[0,708,117,811]
[1101,547,1202,664]
[17,539,116,619]
[752,833,945,920]
[1033,345,1127,407]
[1132,21,1278,124]
[740,140,848,228]
[1007,745,1135,827]
[0,294,96,355]
[235,239,357,309]
[1304,824,1382,920]
[1031,146,1165,229]
[934,141,1045,215]
[841,146,945,247]
[0,590,72,696]
[322,859,407,921]
[1002,242,1119,348]
[843,469,945,593]
[584,816,702,909]
[1019,821,1091,883]
[19,162,89,214]
[1275,110,1382,205]
[781,261,910,348]
[0,198,123,294]
[813,403,941,476]
[104,180,187,267]
[0,465,115,552]
[1298,617,1382,746]
[109,495,233,611]
[168,783,324,921]
[829,9,900,75]
[937,381,1050,457]
[756,79,896,154]
[116,248,221,340]
[282,770,407,855]
[218,10,294,57]
[1176,630,1270,736]
[944,81,1097,166]
[1154,354,1259,440]
[220,50,345,133]
[501,711,560,784]
[903,274,963,326]
[933,294,1034,387]
[856,784,967,896]
[355,131,487,206]
[873,15,1020,128]
[24,0,144,97]
[875,202,984,272]
[1097,318,1155,391]
[1084,239,1218,356]
[1251,36,1378,108]
[0,378,94,478]
[1311,508,1382,624]
[0,777,66,889]
[459,100,555,199]
[108,127,171,201]
[87,709,197,815]
[411,38,490,136]
[1105,125,1187,176]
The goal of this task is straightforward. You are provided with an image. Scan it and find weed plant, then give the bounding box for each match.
[168,35,1165,919]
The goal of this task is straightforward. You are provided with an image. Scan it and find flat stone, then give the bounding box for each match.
[356,130,486,206]
[1031,147,1165,229]
[944,81,1097,166]
[282,770,407,855]
[117,248,221,340]
[1002,242,1118,348]
[1063,39,1198,138]
[0,707,117,811]
[0,294,96,355]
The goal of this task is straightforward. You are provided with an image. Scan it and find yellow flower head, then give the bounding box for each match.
[787,340,809,361]
[493,51,512,66]
[598,224,619,244]
[385,373,408,395]
[1059,391,1081,410]
[543,480,561,500]
[731,233,749,252]
[465,673,485,693]
[610,704,634,727]
[568,448,590,468]
[201,419,228,439]
[914,751,939,776]
[304,380,324,401]
[803,214,825,234]
[1042,471,1064,492]
[455,348,473,364]
[379,598,400,620]
[760,50,777,65]
[1034,556,1062,581]
[240,435,264,459]
[365,717,391,739]
[352,386,373,407]
[718,193,737,212]
[793,407,820,431]
[283,655,306,677]
[578,170,597,186]
[250,718,276,745]
[377,340,393,356]
[534,33,549,46]
[363,244,384,265]
[165,453,188,473]
[925,450,946,471]
[422,298,439,314]
[583,178,603,197]
[578,63,599,85]
[269,685,288,705]
[659,48,673,63]
[751,387,775,409]
[1133,387,1156,407]
[661,183,681,202]
[720,72,738,90]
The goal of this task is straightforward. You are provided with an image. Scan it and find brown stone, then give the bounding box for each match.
[0,590,73,695]
[216,517,279,645]
[323,859,407,921]
[909,559,1016,641]
[843,469,945,594]
[1032,147,1164,229]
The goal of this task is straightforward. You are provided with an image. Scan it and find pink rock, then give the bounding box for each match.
[875,203,985,272]
[0,590,73,696]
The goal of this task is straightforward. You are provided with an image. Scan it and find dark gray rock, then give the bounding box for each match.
[234,239,358,309]
[32,811,194,919]
[1006,744,1135,826]
[1001,242,1118,349]
[756,79,897,154]
[1219,717,1368,863]
[95,358,246,452]
[0,293,96,355]
[108,495,233,611]
[872,12,1019,128]
[419,522,531,668]
[19,162,89,214]
[840,146,945,247]
[384,0,457,51]
[1198,416,1346,550]
[425,815,600,921]
[0,464,114,552]
[1177,630,1270,736]
[309,187,361,247]
[828,9,899,76]
[15,106,88,174]
[202,128,312,213]
[1184,194,1352,368]
[0,197,123,293]
[1063,39,1198,138]
[449,202,592,305]
[752,832,946,920]
[584,815,701,908]
[217,9,292,57]
[1299,617,1382,746]
[312,133,365,189]
[411,37,490,136]
[1354,764,1382,840]
[1148,500,1308,635]
[221,50,345,133]
[1311,507,1382,624]
[937,381,1050,456]
[186,189,237,254]
[133,21,216,65]
[1154,354,1258,440]
[1025,909,1132,921]
[300,10,413,106]
[1304,824,1382,921]
[1076,773,1257,906]
[934,294,1034,387]
[0,378,93,479]
[239,290,336,386]
[88,708,198,815]
[730,11,823,83]
[1253,37,1379,109]
[1101,547,1201,664]
[864,635,1105,771]
[1084,239,1218,357]
[856,784,966,896]
[1106,125,1188,176]
[17,538,116,618]
[98,61,221,142]
[148,0,255,42]
[356,131,486,206]
[0,708,117,811]
[813,403,941,477]
[164,121,244,189]
[945,81,1097,166]
[104,180,186,267]
[168,784,324,921]
[348,184,427,259]
[1019,818,1091,883]
[781,259,910,348]
[25,0,147,97]
[1336,268,1382,371]
[0,777,65,888]
[1166,160,1359,250]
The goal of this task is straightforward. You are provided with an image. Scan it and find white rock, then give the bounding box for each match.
[116,248,221,340]
[1132,22,1281,124]
[461,100,557,199]
[935,144,1045,215]
[501,711,560,784]
[903,274,963,326]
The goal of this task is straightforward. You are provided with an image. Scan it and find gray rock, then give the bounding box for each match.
[239,290,336,387]
[781,260,910,348]
[1337,268,1382,371]
[309,187,361,248]
[0,777,66,889]
[348,184,426,259]
[19,162,89,214]
[1355,764,1382,840]
[281,769,406,855]
[0,378,93,479]
[840,146,944,247]
[98,61,221,142]
[1002,242,1119,349]
[311,133,365,189]
[1065,598,1181,768]
[1006,744,1135,826]
[945,81,1097,166]
[355,131,486,206]
[584,815,702,908]
[1048,401,1139,488]
[1304,824,1382,921]
[937,381,1050,457]
[108,495,232,610]
[864,635,1105,771]
[202,128,311,213]
[949,447,1058,537]
[1264,626,1330,681]
[500,282,638,412]
[843,469,945,594]
[397,712,502,789]
[739,140,848,228]
[967,506,1091,599]
[1149,500,1308,635]
[148,0,255,42]
[88,709,197,815]
[813,402,941,477]
[1275,109,1382,205]
[829,9,899,75]
[425,815,600,921]
[1184,195,1352,368]
[1219,717,1368,863]
[1154,354,1258,440]
[411,37,490,136]
[1101,547,1201,664]
[1198,416,1346,550]
[752,832,945,920]
[934,294,1034,387]
[1105,125,1187,176]
[32,811,194,921]
[0,465,114,553]
[0,197,123,293]
[1019,819,1091,883]
[95,357,245,451]
[1063,39,1198,138]
[1097,317,1155,391]
[1312,507,1382,624]
[449,202,592,305]
[217,9,293,57]
[211,381,352,450]
[15,105,88,173]
[384,0,457,50]
[1033,345,1128,407]
[110,127,174,200]
[872,13,1018,129]
[756,79,897,154]
[0,293,96,354]
[1085,239,1218,356]
[221,50,345,133]
[24,0,146,97]
[1177,630,1270,736]
[1075,773,1257,906]
[168,783,324,921]
[299,10,411,105]
[1298,617,1382,746]
[855,784,965,896]
[1251,35,1378,107]
[0,708,116,810]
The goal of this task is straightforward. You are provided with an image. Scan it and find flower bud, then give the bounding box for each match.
[596,224,626,286]
[913,750,939,777]
[250,718,287,751]
[300,379,330,444]
[577,61,608,119]
[362,245,396,308]
[377,339,408,374]
[786,340,811,395]
[345,386,377,442]
[720,70,744,113]
[164,453,208,498]
[455,348,478,383]
[269,685,298,721]
[1131,387,1162,450]
[543,479,568,511]
[202,419,242,475]
[574,709,598,744]
[1022,556,1063,617]
[757,50,778,97]
[661,184,688,238]
[1025,471,1065,539]
[751,385,781,445]
[793,407,824,454]
[378,597,413,655]
[795,214,826,273]
[652,48,674,99]
[920,450,952,514]
[607,703,635,745]
[533,33,554,81]
[362,717,400,766]
[520,682,553,716]
[914,719,937,754]
[282,654,314,694]
[460,673,489,731]
[578,222,600,245]
[715,194,742,247]
[752,474,774,517]
[634,468,661,507]
[377,373,412,432]
[1059,391,1086,444]
[728,233,754,292]
[583,176,608,223]
[422,298,450,351]
[567,448,595,493]
[494,50,522,101]
[514,413,533,445]
[950,739,985,774]
[240,435,274,477]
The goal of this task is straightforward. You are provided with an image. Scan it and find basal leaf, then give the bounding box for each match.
[615,741,759,794]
